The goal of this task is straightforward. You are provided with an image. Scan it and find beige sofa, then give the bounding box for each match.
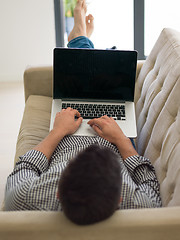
[1,28,180,240]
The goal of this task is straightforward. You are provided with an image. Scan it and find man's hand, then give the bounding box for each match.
[33,108,82,161]
[88,116,126,145]
[53,108,83,137]
[88,116,138,159]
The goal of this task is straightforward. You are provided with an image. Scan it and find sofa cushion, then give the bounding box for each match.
[14,95,52,164]
[135,28,180,207]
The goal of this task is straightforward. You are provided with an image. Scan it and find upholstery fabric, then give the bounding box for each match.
[24,66,53,102]
[135,28,180,206]
[14,95,52,164]
[0,208,180,240]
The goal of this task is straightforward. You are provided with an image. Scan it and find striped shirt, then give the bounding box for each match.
[4,136,162,210]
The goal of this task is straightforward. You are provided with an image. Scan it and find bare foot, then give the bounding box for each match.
[68,0,94,42]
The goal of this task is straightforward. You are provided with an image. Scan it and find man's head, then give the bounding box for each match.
[58,144,122,225]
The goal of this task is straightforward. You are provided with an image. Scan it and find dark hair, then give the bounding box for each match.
[58,144,122,225]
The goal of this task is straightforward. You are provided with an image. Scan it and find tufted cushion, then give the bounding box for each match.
[135,28,180,207]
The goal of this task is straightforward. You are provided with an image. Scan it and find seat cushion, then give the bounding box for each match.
[14,95,52,164]
[135,28,180,207]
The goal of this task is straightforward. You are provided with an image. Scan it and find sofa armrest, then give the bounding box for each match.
[24,66,53,102]
[0,207,180,240]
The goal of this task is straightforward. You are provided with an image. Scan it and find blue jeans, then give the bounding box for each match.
[68,36,136,149]
[67,36,94,49]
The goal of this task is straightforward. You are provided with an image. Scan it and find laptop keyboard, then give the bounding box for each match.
[62,103,126,120]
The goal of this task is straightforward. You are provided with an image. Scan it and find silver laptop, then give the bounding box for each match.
[50,48,137,138]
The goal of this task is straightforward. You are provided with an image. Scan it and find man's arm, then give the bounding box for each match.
[5,150,49,210]
[123,155,162,208]
[88,116,162,207]
[33,108,82,161]
[5,108,82,210]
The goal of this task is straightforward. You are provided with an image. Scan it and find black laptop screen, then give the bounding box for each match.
[53,48,137,102]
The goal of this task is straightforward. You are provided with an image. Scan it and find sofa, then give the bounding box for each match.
[1,28,180,240]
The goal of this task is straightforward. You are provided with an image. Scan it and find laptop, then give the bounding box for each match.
[50,48,137,138]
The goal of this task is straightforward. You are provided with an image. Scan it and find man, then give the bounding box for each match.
[5,0,161,225]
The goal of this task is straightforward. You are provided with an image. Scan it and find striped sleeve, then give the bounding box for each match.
[17,150,49,174]
[4,150,50,210]
[122,155,162,208]
[124,155,157,184]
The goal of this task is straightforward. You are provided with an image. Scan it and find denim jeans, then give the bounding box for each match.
[67,36,136,149]
[67,36,94,49]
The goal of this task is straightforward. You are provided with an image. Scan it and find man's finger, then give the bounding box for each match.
[101,115,109,119]
[76,117,83,126]
[88,118,103,126]
[91,124,102,136]
[110,117,116,122]
[72,109,81,117]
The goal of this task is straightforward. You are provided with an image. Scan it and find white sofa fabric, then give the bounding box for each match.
[135,28,180,207]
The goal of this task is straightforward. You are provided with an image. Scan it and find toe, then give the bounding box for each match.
[87,14,94,20]
[82,0,87,13]
[86,14,94,23]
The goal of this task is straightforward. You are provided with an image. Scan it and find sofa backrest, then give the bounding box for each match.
[134,28,180,207]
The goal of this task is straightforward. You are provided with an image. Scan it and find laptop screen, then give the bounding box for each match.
[53,48,137,102]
